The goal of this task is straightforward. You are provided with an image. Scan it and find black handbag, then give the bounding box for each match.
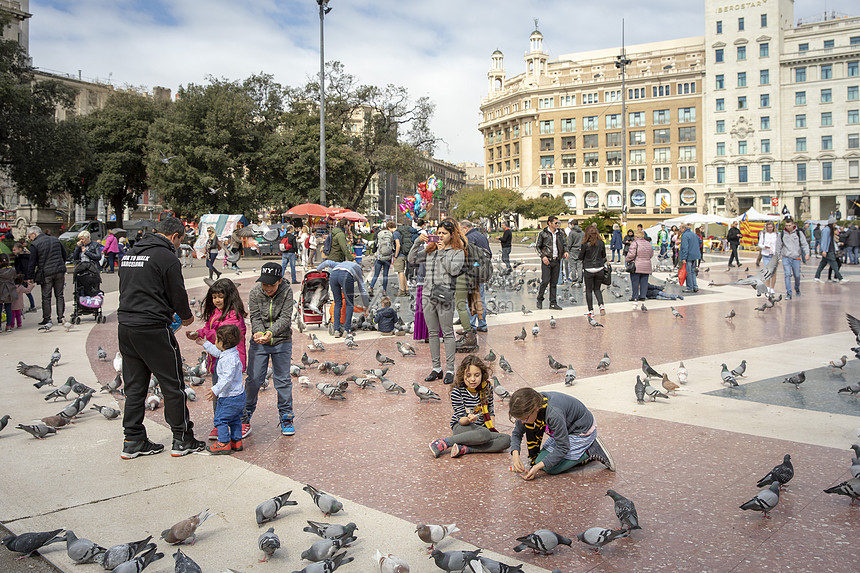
[428,255,455,303]
[601,263,612,286]
[626,260,637,273]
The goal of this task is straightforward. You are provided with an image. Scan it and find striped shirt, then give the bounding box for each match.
[449,385,494,430]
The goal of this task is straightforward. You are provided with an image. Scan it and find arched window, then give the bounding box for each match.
[584,191,600,209]
[680,187,697,206]
[655,188,671,212]
[562,192,576,208]
[606,190,622,208]
[630,189,646,207]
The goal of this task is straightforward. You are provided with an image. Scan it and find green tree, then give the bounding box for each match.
[516,196,569,220]
[450,186,522,229]
[582,209,621,234]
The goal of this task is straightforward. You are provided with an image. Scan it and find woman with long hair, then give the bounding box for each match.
[205,227,222,281]
[578,224,607,317]
[408,218,466,385]
[758,221,779,294]
[625,229,654,309]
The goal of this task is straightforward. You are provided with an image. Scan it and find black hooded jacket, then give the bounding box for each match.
[117,233,192,328]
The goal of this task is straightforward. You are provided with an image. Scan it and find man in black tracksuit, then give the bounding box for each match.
[117,217,202,459]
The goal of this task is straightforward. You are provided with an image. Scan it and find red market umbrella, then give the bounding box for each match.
[332,210,368,222]
[286,203,330,217]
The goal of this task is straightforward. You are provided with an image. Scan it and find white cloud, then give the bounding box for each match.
[29,0,859,164]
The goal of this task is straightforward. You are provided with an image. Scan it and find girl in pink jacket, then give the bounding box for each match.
[102,230,121,273]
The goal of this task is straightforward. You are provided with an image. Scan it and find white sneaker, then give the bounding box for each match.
[840,278,850,283]
[813,277,822,282]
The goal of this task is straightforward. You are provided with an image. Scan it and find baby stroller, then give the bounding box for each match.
[71,260,106,324]
[300,271,331,328]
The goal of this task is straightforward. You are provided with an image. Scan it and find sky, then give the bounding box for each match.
[28,0,859,165]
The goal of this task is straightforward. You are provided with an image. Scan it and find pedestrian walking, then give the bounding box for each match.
[726,222,742,268]
[579,224,606,317]
[609,224,623,263]
[535,216,567,310]
[205,227,223,281]
[626,229,654,309]
[25,226,68,328]
[774,218,810,299]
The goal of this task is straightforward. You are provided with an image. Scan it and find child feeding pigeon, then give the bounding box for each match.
[197,324,246,455]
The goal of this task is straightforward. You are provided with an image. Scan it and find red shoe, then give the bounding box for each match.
[231,440,243,451]
[208,427,218,441]
[207,441,232,455]
[241,423,252,439]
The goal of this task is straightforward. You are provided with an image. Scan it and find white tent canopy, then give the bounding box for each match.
[734,207,780,222]
[661,213,736,226]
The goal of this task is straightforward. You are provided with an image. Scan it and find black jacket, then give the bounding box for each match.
[535,227,567,260]
[579,238,607,269]
[13,251,30,276]
[499,229,512,249]
[117,233,192,328]
[27,233,68,281]
[727,226,742,245]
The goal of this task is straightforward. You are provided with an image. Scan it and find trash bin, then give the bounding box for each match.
[354,244,364,264]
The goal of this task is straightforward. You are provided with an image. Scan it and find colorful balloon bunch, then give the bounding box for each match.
[399,175,445,220]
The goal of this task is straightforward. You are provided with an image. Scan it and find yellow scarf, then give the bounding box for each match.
[470,382,495,431]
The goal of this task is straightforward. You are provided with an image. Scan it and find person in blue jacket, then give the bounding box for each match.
[609,224,623,262]
[678,223,701,292]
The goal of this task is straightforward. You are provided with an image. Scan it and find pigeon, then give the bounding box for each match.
[302,536,355,562]
[101,372,123,393]
[1,528,65,559]
[59,391,94,419]
[364,367,390,378]
[826,355,848,370]
[258,527,281,562]
[293,550,353,573]
[642,377,669,401]
[303,521,358,540]
[837,382,860,395]
[41,415,70,428]
[318,361,335,373]
[413,383,442,402]
[303,484,344,516]
[376,550,410,573]
[676,361,688,384]
[661,373,680,396]
[731,360,747,378]
[38,320,53,332]
[732,275,770,297]
[725,308,736,321]
[521,305,532,315]
[576,527,630,553]
[353,377,375,389]
[381,378,406,394]
[98,536,153,570]
[740,481,781,518]
[161,508,213,545]
[850,445,860,478]
[754,303,768,313]
[847,313,860,345]
[256,491,298,526]
[641,357,662,378]
[97,346,107,361]
[606,490,641,531]
[720,364,739,387]
[310,334,326,351]
[564,365,577,386]
[396,342,416,356]
[483,349,496,362]
[302,352,320,366]
[17,360,54,388]
[478,558,524,573]
[823,477,860,505]
[64,530,105,564]
[492,378,510,401]
[634,376,646,403]
[184,387,197,401]
[172,548,202,573]
[531,323,540,336]
[782,371,805,390]
[113,352,123,373]
[17,423,57,439]
[376,350,396,365]
[597,352,610,371]
[0,414,9,432]
[145,394,161,410]
[549,315,556,328]
[514,328,527,341]
[431,549,482,572]
[91,404,121,419]
[70,378,95,396]
[344,334,358,348]
[411,523,462,555]
[513,530,571,555]
[547,355,565,371]
[498,355,513,374]
[756,454,794,489]
[51,347,61,364]
[670,306,684,318]
[587,314,603,328]
[331,362,350,376]
[44,378,74,401]
[640,303,647,312]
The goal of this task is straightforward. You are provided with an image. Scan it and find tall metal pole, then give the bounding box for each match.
[616,19,631,229]
[318,1,329,206]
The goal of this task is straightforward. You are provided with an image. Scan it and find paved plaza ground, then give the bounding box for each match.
[1,244,859,573]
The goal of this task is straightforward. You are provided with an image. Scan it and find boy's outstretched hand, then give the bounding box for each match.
[205,388,216,401]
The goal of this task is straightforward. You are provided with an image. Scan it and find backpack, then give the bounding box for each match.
[397,225,414,256]
[377,229,394,258]
[322,232,333,256]
[279,235,291,252]
[304,235,310,249]
[463,241,494,286]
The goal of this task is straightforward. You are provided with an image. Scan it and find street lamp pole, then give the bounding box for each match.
[317,0,331,206]
[615,19,631,229]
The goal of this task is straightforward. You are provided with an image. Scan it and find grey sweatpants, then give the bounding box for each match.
[422,294,456,373]
[446,423,511,453]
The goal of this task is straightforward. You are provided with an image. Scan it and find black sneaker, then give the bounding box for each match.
[536,300,543,310]
[38,318,51,326]
[549,303,562,311]
[121,439,165,460]
[171,438,206,457]
[443,372,454,385]
[424,369,443,382]
[586,436,616,471]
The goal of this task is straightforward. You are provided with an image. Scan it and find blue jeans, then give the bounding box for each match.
[630,272,649,301]
[815,251,843,280]
[206,252,221,278]
[281,252,297,282]
[659,243,668,259]
[330,268,355,333]
[501,246,512,272]
[685,260,698,289]
[106,252,117,273]
[851,246,859,265]
[369,258,390,292]
[611,248,621,262]
[243,341,292,423]
[782,257,802,294]
[214,392,245,443]
[811,238,820,253]
[469,283,487,329]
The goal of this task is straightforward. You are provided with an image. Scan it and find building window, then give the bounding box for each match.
[821,89,832,103]
[822,135,833,150]
[738,96,747,110]
[560,118,576,133]
[794,67,806,82]
[679,146,696,162]
[513,126,520,138]
[822,112,832,127]
[627,88,646,100]
[583,152,599,166]
[850,62,859,78]
[762,164,771,182]
[680,166,696,180]
[823,161,833,181]
[606,150,622,165]
[799,43,809,52]
[653,129,670,144]
[539,120,554,134]
[761,14,767,27]
[540,138,554,151]
[540,172,554,186]
[715,48,724,63]
[678,126,696,142]
[796,91,806,105]
[853,37,860,46]
[716,98,725,111]
[760,69,769,85]
[737,72,747,87]
[738,17,745,31]
[849,110,860,124]
[761,116,770,130]
[850,86,859,100]
[717,142,726,156]
[606,169,622,183]
[821,64,833,80]
[583,134,599,149]
[514,158,519,169]
[678,107,695,123]
[797,163,807,181]
[629,149,646,164]
[678,81,696,94]
[606,132,622,147]
[850,160,860,180]
[716,120,725,133]
[717,20,723,34]
[738,165,748,183]
[760,43,769,58]
[796,114,806,128]
[717,166,726,183]
[824,39,835,49]
[538,97,554,109]
[652,85,671,97]
[654,167,670,181]
[583,92,600,104]
[560,136,575,150]
[796,137,806,152]
[628,112,645,127]
[849,134,859,149]
[738,140,748,154]
[715,74,725,89]
[629,131,646,145]
[560,94,575,107]
[561,154,576,168]
[605,90,621,102]
[514,141,520,154]
[583,170,599,184]
[605,114,621,129]
[760,93,770,107]
[630,168,645,181]
[583,116,599,131]
[540,156,555,168]
[654,147,670,163]
[562,172,575,185]
[762,139,770,153]
[522,121,531,136]
[737,46,746,60]
[653,109,670,125]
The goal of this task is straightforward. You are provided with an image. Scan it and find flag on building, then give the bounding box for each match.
[660,197,669,212]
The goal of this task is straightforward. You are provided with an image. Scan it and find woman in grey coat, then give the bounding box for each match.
[408,219,465,385]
